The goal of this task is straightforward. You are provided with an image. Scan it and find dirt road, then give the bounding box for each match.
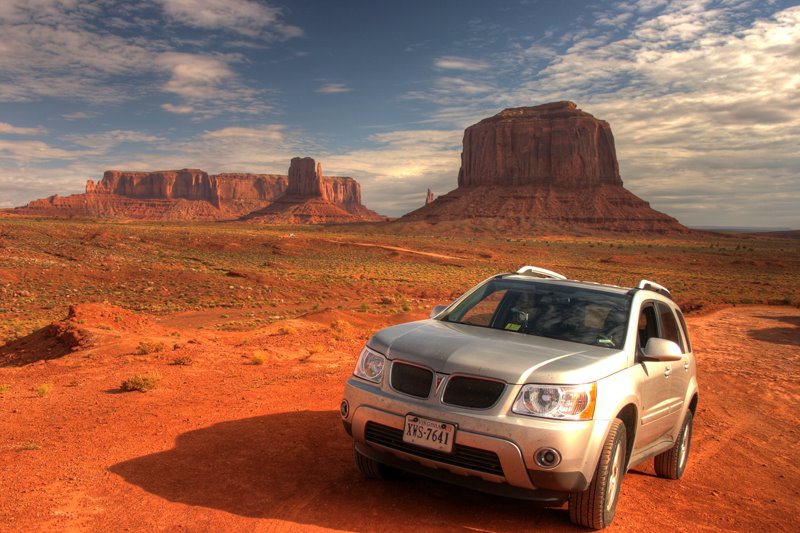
[1,305,798,532]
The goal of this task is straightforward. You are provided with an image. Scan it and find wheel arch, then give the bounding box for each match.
[615,403,638,470]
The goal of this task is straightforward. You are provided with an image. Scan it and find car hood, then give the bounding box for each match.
[369,319,627,384]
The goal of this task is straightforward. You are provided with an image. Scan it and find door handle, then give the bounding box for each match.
[684,362,689,371]
[664,365,671,377]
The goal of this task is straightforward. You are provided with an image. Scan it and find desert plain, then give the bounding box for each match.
[1,217,799,532]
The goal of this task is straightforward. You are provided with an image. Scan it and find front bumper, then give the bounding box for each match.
[343,377,609,496]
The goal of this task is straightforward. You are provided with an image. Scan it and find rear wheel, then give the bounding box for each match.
[353,442,398,479]
[654,411,693,479]
[569,419,627,530]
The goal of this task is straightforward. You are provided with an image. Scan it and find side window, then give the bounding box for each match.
[656,302,685,352]
[676,309,692,352]
[460,289,508,327]
[637,304,659,350]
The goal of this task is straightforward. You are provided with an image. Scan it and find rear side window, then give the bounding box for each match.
[656,302,685,352]
[676,309,692,352]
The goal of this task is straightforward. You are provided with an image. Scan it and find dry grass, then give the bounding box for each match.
[136,341,167,355]
[330,319,354,341]
[34,384,52,397]
[120,372,161,392]
[170,356,193,366]
[250,351,267,365]
[277,325,297,335]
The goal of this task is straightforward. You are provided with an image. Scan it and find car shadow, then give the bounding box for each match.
[749,314,800,346]
[109,410,574,531]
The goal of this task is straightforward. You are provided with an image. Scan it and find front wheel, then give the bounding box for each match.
[654,411,693,479]
[569,419,627,530]
[353,442,399,480]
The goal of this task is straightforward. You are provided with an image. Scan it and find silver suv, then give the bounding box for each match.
[341,266,698,529]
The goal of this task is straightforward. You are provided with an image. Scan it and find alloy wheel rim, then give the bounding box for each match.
[606,442,623,512]
[679,421,691,468]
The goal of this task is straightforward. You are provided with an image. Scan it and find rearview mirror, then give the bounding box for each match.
[430,305,447,318]
[643,338,683,362]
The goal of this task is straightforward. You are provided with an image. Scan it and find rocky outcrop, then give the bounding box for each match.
[242,157,384,224]
[15,160,382,223]
[457,101,621,188]
[425,189,435,205]
[401,101,688,233]
[287,157,323,197]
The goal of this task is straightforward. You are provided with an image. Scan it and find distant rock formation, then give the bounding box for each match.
[425,189,435,205]
[401,101,687,233]
[15,159,382,223]
[242,157,384,224]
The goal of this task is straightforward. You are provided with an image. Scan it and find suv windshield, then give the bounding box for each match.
[441,279,631,348]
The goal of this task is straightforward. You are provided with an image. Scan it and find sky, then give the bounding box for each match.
[0,0,798,228]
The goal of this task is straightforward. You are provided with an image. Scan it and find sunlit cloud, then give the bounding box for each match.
[158,0,302,39]
[434,56,490,71]
[316,83,353,94]
[0,122,48,135]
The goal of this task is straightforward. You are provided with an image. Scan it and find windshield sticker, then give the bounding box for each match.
[504,323,522,331]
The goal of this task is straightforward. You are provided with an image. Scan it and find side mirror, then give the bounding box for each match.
[430,305,447,319]
[643,338,683,362]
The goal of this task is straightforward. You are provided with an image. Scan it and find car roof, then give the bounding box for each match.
[498,274,632,296]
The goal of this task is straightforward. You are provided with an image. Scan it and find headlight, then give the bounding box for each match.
[353,346,386,384]
[512,383,597,420]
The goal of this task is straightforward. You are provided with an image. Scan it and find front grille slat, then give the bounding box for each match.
[365,422,504,476]
[442,376,505,408]
[390,362,433,398]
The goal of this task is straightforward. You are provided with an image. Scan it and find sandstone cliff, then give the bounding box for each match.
[15,160,381,223]
[401,101,687,233]
[242,157,384,224]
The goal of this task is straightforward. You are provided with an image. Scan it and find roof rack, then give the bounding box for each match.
[515,265,567,280]
[637,279,671,298]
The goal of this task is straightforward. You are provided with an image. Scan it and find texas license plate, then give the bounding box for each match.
[403,414,456,453]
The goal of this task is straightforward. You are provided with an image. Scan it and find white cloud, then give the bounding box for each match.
[62,130,164,150]
[434,56,490,71]
[201,125,285,141]
[316,83,353,94]
[406,2,800,227]
[0,122,48,135]
[61,111,100,120]
[157,0,302,39]
[323,129,464,216]
[161,103,194,114]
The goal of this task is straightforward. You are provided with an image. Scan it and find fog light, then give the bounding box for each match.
[535,447,561,469]
[340,399,349,418]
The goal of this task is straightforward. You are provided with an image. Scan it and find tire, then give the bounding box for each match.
[353,442,398,480]
[569,419,627,530]
[654,411,693,480]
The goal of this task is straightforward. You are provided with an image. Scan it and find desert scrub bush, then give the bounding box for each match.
[120,372,161,392]
[308,344,325,355]
[251,351,267,365]
[331,319,354,341]
[277,325,297,335]
[137,341,166,355]
[170,356,193,366]
[0,384,10,394]
[15,442,41,451]
[34,384,52,397]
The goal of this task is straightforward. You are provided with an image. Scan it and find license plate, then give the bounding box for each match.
[403,414,456,453]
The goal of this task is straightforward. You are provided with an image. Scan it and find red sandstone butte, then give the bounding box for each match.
[401,101,688,233]
[242,157,384,224]
[14,160,382,223]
